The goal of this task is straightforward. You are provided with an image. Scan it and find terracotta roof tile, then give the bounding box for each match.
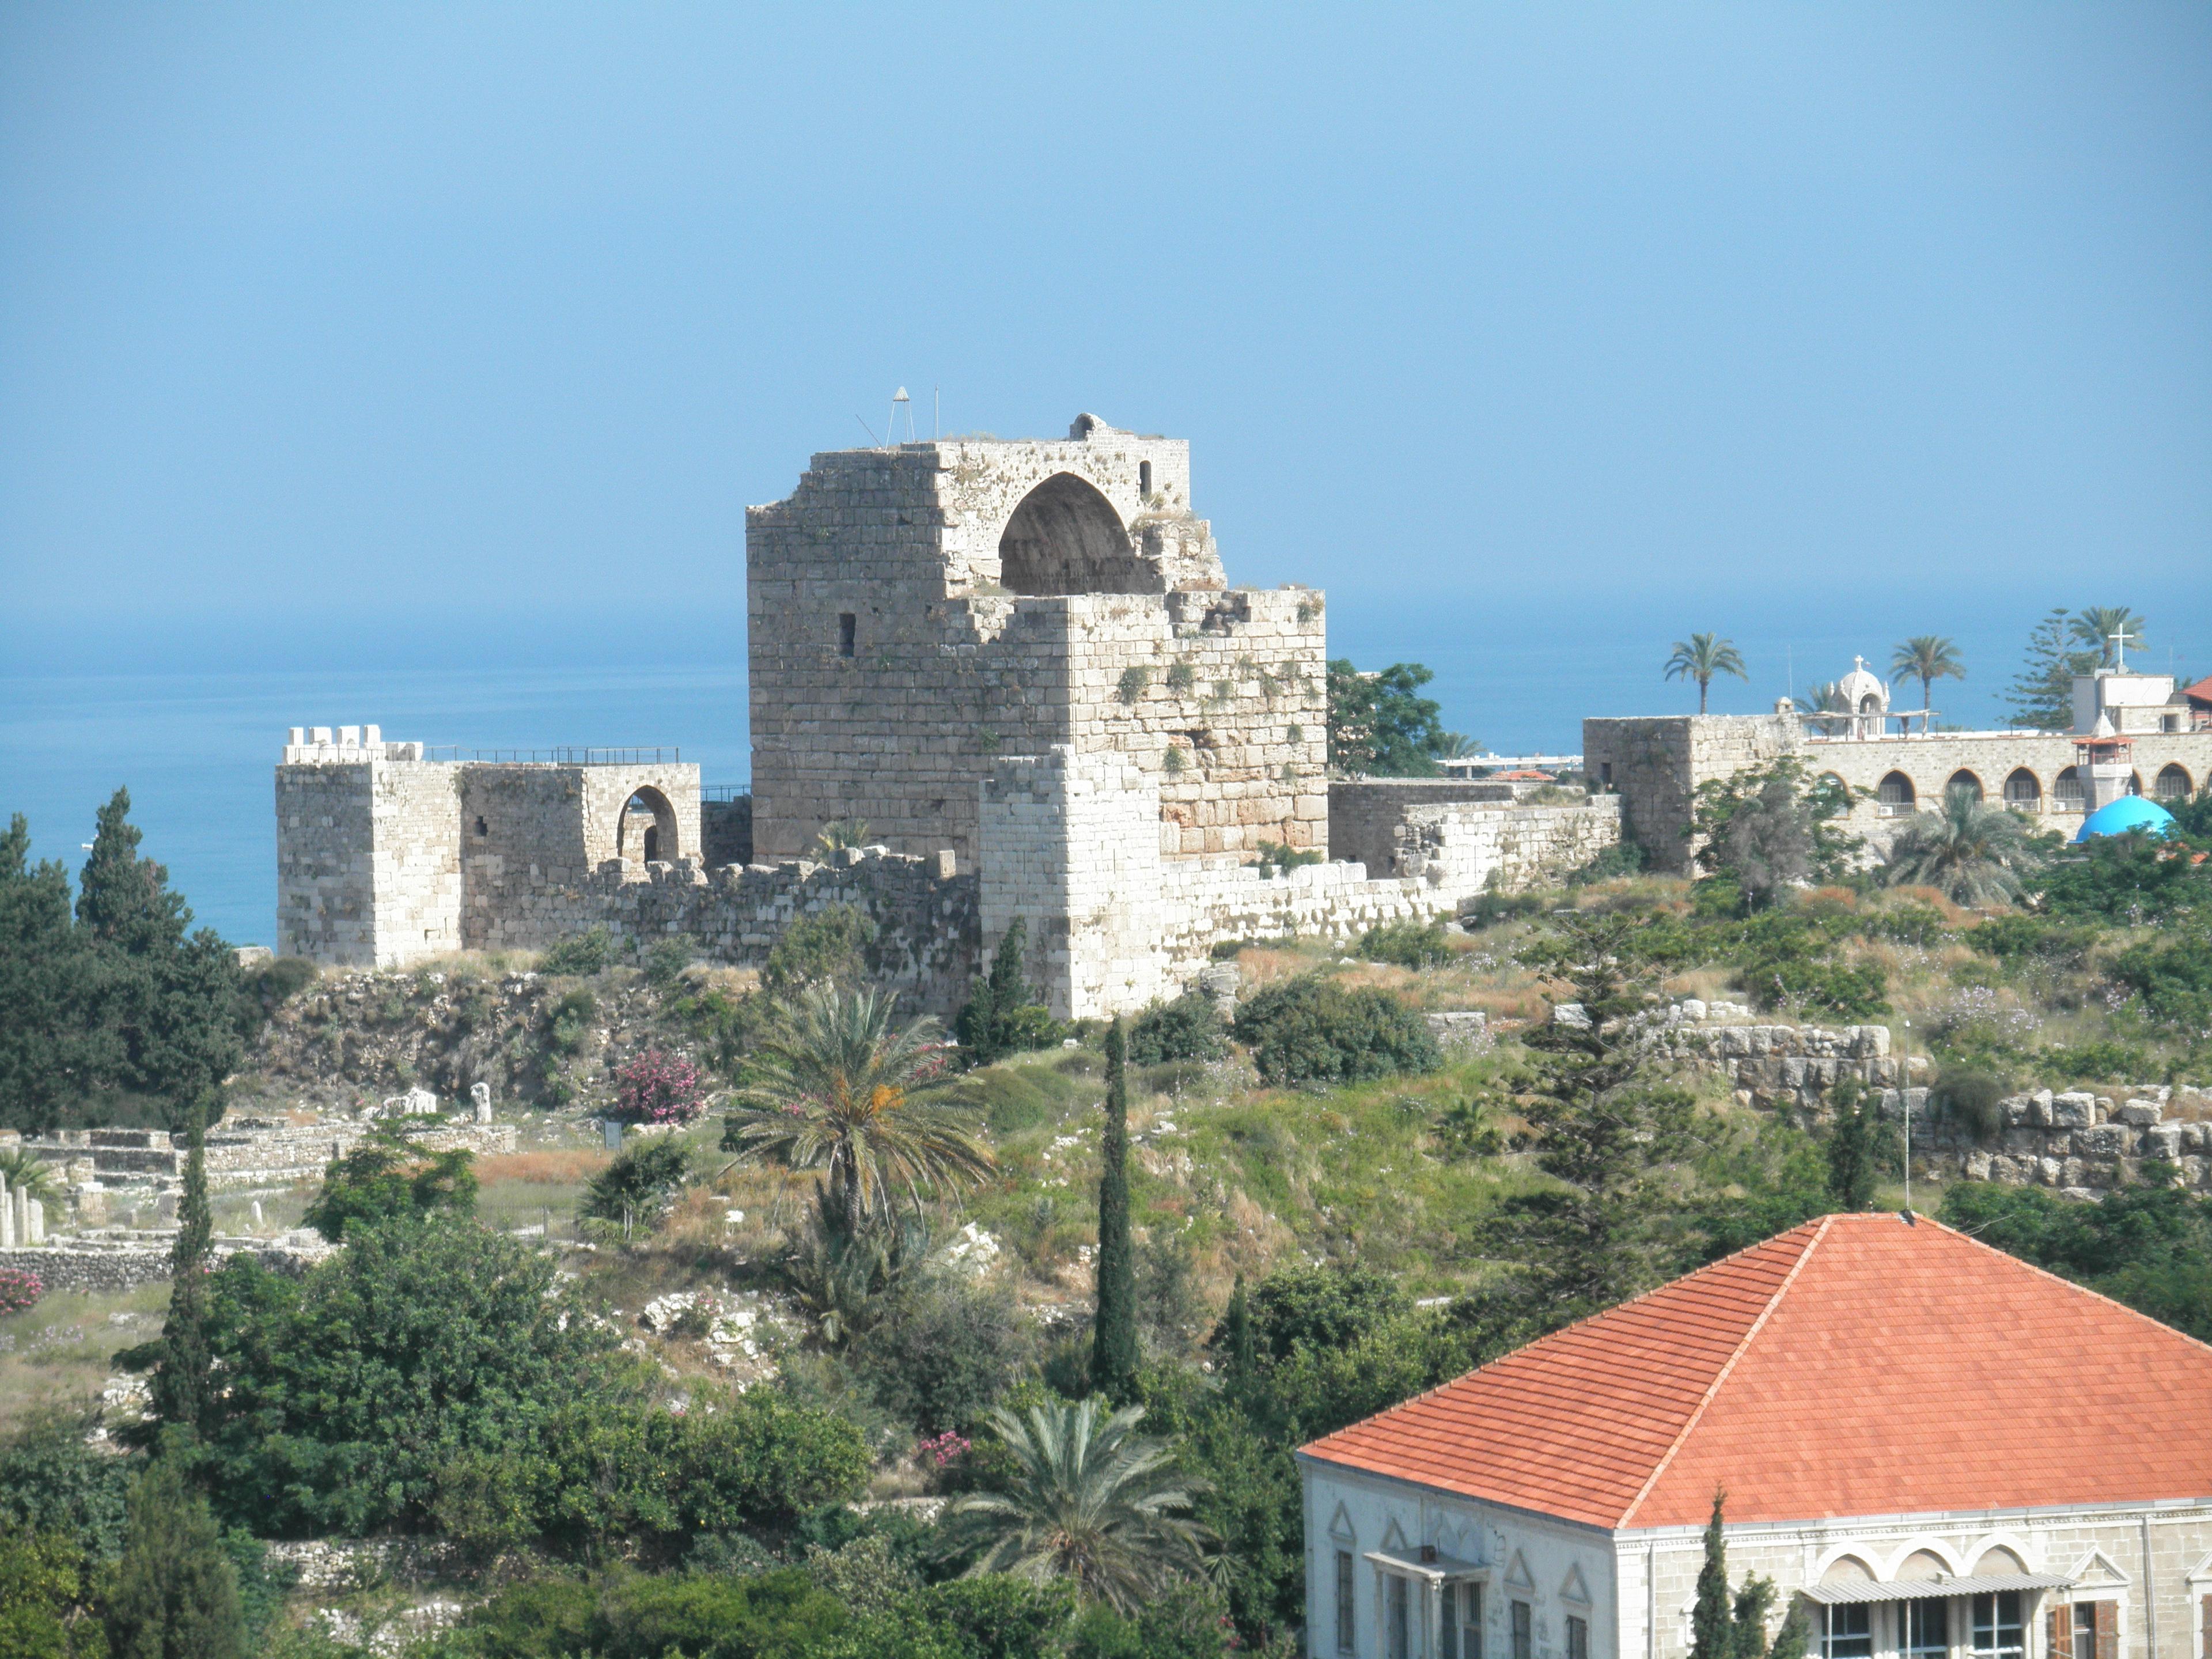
[1298,1214,2212,1528]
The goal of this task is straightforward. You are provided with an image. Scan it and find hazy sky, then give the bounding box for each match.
[3,3,2208,670]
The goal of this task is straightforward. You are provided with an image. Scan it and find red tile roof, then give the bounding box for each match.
[1299,1213,2212,1529]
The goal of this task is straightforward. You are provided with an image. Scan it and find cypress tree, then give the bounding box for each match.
[1825,1076,1878,1213]
[1690,1490,1734,1659]
[1222,1272,1256,1395]
[955,916,1038,1066]
[104,1456,247,1659]
[1091,1017,1139,1403]
[150,1096,214,1436]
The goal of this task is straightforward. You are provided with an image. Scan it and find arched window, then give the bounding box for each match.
[1877,772,1916,815]
[1946,770,1983,803]
[2155,763,2193,801]
[2127,771,2143,797]
[2052,767,2085,811]
[997,472,1148,594]
[619,786,679,866]
[2002,769,2041,809]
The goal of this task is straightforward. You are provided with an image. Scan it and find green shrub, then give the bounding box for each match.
[546,988,596,1056]
[1966,915,2099,973]
[1858,902,1949,946]
[1565,840,1646,886]
[1461,888,1550,931]
[956,918,1066,1066]
[1252,841,1323,878]
[1932,1067,2008,1144]
[2107,930,2212,1030]
[849,1275,1026,1434]
[539,926,616,977]
[1357,919,1453,968]
[2035,1039,2158,1086]
[760,907,874,1000]
[1232,975,1441,1087]
[641,935,699,987]
[1126,993,1225,1065]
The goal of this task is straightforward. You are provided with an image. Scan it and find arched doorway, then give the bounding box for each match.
[997,472,1147,594]
[1946,770,1983,803]
[2002,768,2041,810]
[2053,766,2085,812]
[1877,772,1916,815]
[2155,763,2193,802]
[619,786,679,865]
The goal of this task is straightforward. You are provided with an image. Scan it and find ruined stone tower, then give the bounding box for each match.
[745,414,1330,869]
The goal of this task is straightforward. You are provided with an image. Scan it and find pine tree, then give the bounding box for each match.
[104,1456,247,1659]
[1091,1018,1139,1403]
[1690,1490,1735,1659]
[150,1098,214,1436]
[77,789,187,953]
[2003,609,2097,733]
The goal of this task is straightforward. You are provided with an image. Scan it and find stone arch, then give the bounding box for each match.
[2128,771,2145,797]
[1817,1552,1876,1585]
[619,786,679,865]
[1884,1539,1966,1579]
[997,472,1148,594]
[1877,771,1916,813]
[1946,769,1984,802]
[1858,694,1882,714]
[2003,768,2041,809]
[1972,1543,2031,1576]
[2156,763,2194,801]
[2054,766,2085,811]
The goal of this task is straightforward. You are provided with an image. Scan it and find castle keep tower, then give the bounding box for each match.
[745,414,1329,869]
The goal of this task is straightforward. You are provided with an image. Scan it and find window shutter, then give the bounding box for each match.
[2094,1602,2118,1659]
[2050,1603,2070,1659]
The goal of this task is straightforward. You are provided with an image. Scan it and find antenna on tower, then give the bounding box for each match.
[889,387,913,445]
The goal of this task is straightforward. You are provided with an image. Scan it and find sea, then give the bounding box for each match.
[5,587,2202,950]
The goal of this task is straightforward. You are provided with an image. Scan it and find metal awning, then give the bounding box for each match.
[1801,1575,2075,1606]
[1363,1548,1490,1584]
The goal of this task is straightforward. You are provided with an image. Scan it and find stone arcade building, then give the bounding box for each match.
[275,416,1622,1014]
[1584,660,2212,872]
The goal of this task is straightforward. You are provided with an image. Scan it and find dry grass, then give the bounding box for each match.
[0,1279,169,1429]
[478,1149,611,1185]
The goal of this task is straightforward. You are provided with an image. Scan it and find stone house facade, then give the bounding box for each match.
[1297,1214,2212,1659]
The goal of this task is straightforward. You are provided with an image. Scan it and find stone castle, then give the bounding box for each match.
[275,416,1619,1016]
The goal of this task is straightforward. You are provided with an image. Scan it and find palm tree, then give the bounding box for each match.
[1889,636,1964,726]
[1880,791,2046,907]
[812,819,872,856]
[1794,681,1849,737]
[944,1398,1214,1612]
[2071,607,2147,669]
[723,983,993,1223]
[0,1149,59,1205]
[1662,634,1748,714]
[1433,732,1483,761]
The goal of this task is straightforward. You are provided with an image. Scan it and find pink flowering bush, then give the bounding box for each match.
[611,1049,707,1126]
[916,1430,970,1468]
[0,1267,44,1317]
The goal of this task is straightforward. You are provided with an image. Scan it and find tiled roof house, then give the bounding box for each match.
[1297,1213,2212,1659]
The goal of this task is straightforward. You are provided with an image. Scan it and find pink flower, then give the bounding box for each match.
[0,1267,44,1317]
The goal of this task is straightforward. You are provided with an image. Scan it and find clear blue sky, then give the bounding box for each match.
[3,3,2208,684]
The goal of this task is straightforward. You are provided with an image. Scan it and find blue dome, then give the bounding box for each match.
[2074,796,2177,843]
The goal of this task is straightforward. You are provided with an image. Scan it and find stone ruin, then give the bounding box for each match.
[274,415,1625,1017]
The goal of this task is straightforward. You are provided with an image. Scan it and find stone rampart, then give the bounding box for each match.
[0,1232,333,1296]
[1330,779,1514,874]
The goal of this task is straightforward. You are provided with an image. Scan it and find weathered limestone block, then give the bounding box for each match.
[2051,1092,2097,1128]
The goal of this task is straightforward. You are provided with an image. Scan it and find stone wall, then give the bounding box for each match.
[278,745,702,968]
[1580,716,1797,872]
[979,748,1620,1018]
[1330,779,1514,874]
[0,1233,331,1296]
[700,796,752,867]
[745,418,1327,868]
[1660,1011,2212,1195]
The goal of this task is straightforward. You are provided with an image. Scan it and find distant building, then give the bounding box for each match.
[1298,1213,2212,1659]
[1585,659,2211,872]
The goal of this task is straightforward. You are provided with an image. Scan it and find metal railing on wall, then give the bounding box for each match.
[700,785,751,802]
